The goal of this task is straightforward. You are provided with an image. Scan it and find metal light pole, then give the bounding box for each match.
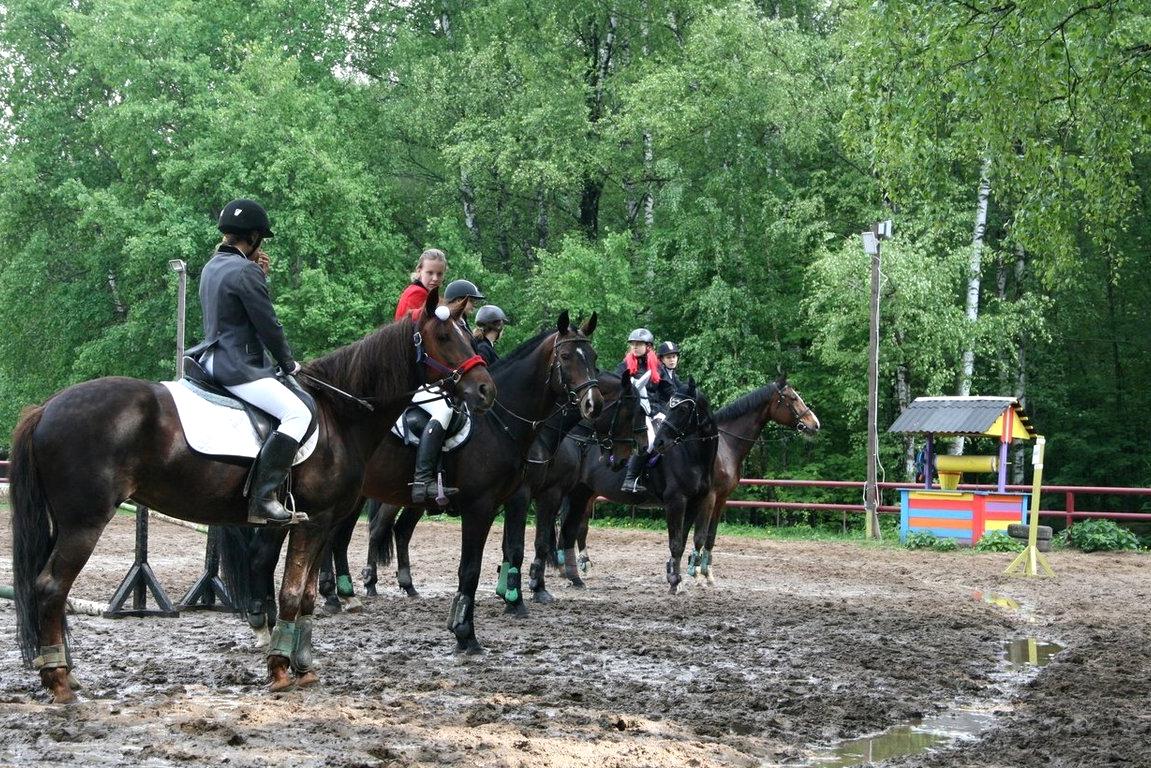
[168,259,187,378]
[861,220,892,540]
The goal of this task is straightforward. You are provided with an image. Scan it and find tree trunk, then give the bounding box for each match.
[107,270,126,321]
[952,158,991,455]
[1012,244,1028,485]
[895,329,915,481]
[460,169,479,241]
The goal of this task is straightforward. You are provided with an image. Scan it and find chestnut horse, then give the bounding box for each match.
[9,290,493,702]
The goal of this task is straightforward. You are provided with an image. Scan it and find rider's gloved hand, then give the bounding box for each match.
[282,361,301,376]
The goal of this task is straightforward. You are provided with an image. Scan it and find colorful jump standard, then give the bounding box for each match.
[1005,436,1054,577]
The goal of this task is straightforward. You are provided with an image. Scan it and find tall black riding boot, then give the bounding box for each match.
[620,451,648,494]
[411,421,458,505]
[248,431,308,526]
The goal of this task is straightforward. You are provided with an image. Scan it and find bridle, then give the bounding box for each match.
[773,385,815,433]
[546,335,600,408]
[413,328,487,389]
[655,392,715,451]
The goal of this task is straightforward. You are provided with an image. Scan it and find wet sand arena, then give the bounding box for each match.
[1,508,1148,767]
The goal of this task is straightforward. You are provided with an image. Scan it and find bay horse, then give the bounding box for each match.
[688,377,820,583]
[563,377,821,586]
[555,378,719,594]
[359,370,645,610]
[9,289,493,702]
[227,312,603,657]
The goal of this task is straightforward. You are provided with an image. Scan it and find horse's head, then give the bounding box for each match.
[651,377,712,455]
[416,289,496,413]
[592,371,648,470]
[547,311,603,420]
[770,375,820,435]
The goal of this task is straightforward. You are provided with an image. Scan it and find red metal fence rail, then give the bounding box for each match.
[3,459,1147,528]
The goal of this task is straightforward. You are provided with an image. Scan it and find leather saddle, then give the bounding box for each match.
[181,356,319,446]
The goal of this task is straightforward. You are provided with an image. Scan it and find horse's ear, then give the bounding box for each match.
[581,312,598,337]
[556,310,570,334]
[687,376,696,394]
[775,369,788,388]
[424,288,440,318]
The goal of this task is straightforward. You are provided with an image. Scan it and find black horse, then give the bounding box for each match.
[565,377,821,586]
[226,313,603,657]
[359,369,646,610]
[8,290,494,702]
[555,379,718,594]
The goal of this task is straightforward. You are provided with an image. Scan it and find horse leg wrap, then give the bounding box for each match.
[528,560,544,591]
[687,549,699,577]
[361,565,377,589]
[666,558,681,587]
[267,620,299,662]
[555,548,566,565]
[577,550,591,575]
[291,617,315,674]
[495,561,511,598]
[504,567,521,603]
[563,548,579,580]
[336,575,355,598]
[247,598,267,631]
[446,593,474,640]
[33,643,71,671]
[700,549,712,575]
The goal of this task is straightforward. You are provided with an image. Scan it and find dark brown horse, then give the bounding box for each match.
[9,290,493,702]
[563,377,821,587]
[556,379,720,594]
[229,312,603,658]
[688,378,820,583]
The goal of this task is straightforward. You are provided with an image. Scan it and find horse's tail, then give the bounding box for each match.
[218,526,256,614]
[10,405,53,667]
[366,500,396,567]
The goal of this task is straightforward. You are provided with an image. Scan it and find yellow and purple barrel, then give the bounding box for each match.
[899,489,1028,545]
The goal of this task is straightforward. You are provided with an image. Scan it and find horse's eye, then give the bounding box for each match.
[561,352,572,361]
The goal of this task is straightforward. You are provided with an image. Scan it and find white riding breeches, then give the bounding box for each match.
[204,354,311,442]
[412,385,453,429]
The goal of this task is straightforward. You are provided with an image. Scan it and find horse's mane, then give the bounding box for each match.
[713,382,780,424]
[489,328,555,373]
[303,317,416,407]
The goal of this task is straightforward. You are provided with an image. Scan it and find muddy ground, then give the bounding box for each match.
[0,506,1147,768]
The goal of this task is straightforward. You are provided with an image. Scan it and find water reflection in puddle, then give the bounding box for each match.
[778,636,1062,768]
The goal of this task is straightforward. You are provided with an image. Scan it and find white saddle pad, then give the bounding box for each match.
[162,380,319,465]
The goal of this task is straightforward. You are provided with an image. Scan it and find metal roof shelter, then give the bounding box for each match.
[889,396,1036,440]
[889,396,1036,494]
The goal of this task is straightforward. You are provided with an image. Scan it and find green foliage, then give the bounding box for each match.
[904,532,958,552]
[974,532,1024,553]
[1058,520,1140,554]
[0,0,1149,513]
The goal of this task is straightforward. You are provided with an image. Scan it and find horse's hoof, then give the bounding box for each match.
[320,598,342,616]
[343,596,364,613]
[269,677,296,693]
[532,590,555,605]
[52,689,80,705]
[268,659,294,692]
[504,601,529,618]
[365,586,379,597]
[67,672,83,691]
[296,670,320,688]
[401,586,420,599]
[568,577,586,590]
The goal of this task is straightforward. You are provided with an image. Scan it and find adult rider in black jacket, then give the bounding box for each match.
[188,199,310,526]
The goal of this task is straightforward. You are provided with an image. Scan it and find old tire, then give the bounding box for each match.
[1007,524,1052,541]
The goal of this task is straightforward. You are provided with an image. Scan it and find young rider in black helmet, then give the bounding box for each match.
[188,198,309,526]
[657,340,683,390]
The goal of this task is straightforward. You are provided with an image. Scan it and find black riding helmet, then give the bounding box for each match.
[657,341,680,357]
[218,198,274,238]
[444,279,485,302]
[475,305,509,326]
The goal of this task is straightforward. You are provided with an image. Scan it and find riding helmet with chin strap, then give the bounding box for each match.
[218,199,274,238]
[444,279,485,302]
[627,328,654,344]
[657,341,679,357]
[475,305,509,326]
